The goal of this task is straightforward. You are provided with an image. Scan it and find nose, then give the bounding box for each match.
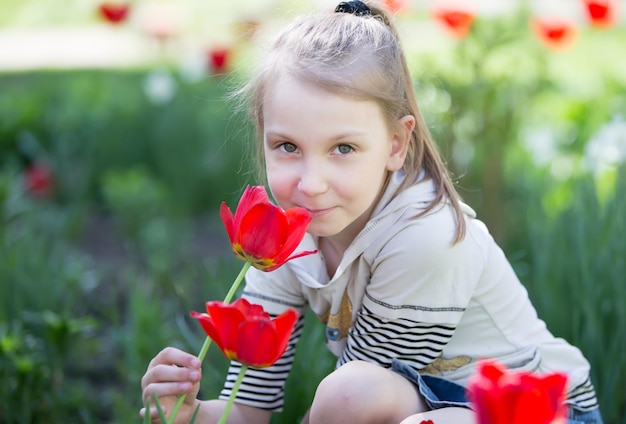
[297,162,328,196]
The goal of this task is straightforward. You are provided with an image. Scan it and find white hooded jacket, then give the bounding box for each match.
[220,171,597,412]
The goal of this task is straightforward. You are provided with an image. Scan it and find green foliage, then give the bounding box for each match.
[0,175,99,422]
[1,12,625,422]
[0,70,252,212]
[518,167,626,424]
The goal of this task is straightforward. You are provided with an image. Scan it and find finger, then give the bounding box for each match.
[148,347,201,370]
[150,405,165,420]
[142,363,201,389]
[139,406,164,421]
[142,381,194,406]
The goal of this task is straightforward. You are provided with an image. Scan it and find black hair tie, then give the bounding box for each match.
[335,0,372,16]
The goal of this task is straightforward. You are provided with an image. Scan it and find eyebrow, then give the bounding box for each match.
[264,129,367,141]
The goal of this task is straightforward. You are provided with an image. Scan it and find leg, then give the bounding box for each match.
[300,408,310,424]
[308,360,428,424]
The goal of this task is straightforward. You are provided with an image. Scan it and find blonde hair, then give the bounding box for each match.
[238,0,466,242]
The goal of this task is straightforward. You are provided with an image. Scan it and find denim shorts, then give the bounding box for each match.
[390,359,604,424]
[567,407,604,424]
[390,359,471,409]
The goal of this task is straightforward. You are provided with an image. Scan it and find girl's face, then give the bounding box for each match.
[263,75,413,243]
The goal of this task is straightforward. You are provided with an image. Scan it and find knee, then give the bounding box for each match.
[315,361,372,404]
[309,361,375,421]
[309,360,421,423]
[310,361,413,423]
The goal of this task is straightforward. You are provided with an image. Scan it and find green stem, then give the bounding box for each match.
[218,364,248,424]
[223,261,252,303]
[166,261,252,424]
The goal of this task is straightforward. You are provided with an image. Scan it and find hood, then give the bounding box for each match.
[285,170,475,286]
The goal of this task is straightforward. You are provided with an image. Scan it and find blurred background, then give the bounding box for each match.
[0,0,624,423]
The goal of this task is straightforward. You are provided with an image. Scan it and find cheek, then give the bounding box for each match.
[266,166,293,201]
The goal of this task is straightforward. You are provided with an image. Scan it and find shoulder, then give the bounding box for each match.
[243,264,308,311]
[364,201,497,307]
[378,202,481,266]
[363,205,489,321]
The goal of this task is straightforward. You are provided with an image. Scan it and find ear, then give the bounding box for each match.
[386,115,415,172]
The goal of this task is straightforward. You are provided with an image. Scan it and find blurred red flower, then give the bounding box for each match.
[531,17,578,51]
[431,7,475,39]
[98,2,130,24]
[190,299,298,367]
[24,162,54,199]
[220,185,316,271]
[582,0,617,28]
[208,47,231,75]
[467,360,569,424]
[381,0,409,15]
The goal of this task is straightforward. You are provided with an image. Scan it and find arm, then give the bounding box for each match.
[141,265,308,422]
[189,399,272,424]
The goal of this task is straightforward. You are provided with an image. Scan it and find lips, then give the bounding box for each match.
[304,207,335,217]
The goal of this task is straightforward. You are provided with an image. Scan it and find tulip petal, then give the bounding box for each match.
[271,309,299,357]
[204,301,247,357]
[220,201,235,244]
[230,298,253,314]
[236,318,280,367]
[239,203,289,259]
[261,250,318,272]
[480,361,506,382]
[189,311,223,348]
[221,186,269,249]
[510,380,551,424]
[247,302,271,320]
[233,186,270,232]
[468,360,568,424]
[275,208,313,261]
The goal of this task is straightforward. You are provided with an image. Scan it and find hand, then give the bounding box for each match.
[140,347,202,423]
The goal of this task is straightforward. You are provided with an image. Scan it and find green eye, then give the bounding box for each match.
[337,144,353,154]
[280,143,297,153]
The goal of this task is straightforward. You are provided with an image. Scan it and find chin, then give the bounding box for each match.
[306,224,334,238]
[307,222,346,239]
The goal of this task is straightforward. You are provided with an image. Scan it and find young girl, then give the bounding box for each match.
[140,1,602,423]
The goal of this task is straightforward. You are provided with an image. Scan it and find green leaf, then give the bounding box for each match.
[189,404,201,424]
[143,398,151,424]
[152,393,168,423]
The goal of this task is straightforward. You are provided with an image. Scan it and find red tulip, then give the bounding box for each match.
[582,0,617,28]
[208,47,231,74]
[98,2,130,24]
[530,17,578,51]
[431,7,475,39]
[190,299,298,367]
[467,360,569,424]
[24,162,54,199]
[381,0,409,15]
[220,185,316,271]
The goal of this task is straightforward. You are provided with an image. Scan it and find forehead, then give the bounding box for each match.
[262,75,388,133]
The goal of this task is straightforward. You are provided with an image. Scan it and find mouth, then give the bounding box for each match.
[304,207,335,218]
